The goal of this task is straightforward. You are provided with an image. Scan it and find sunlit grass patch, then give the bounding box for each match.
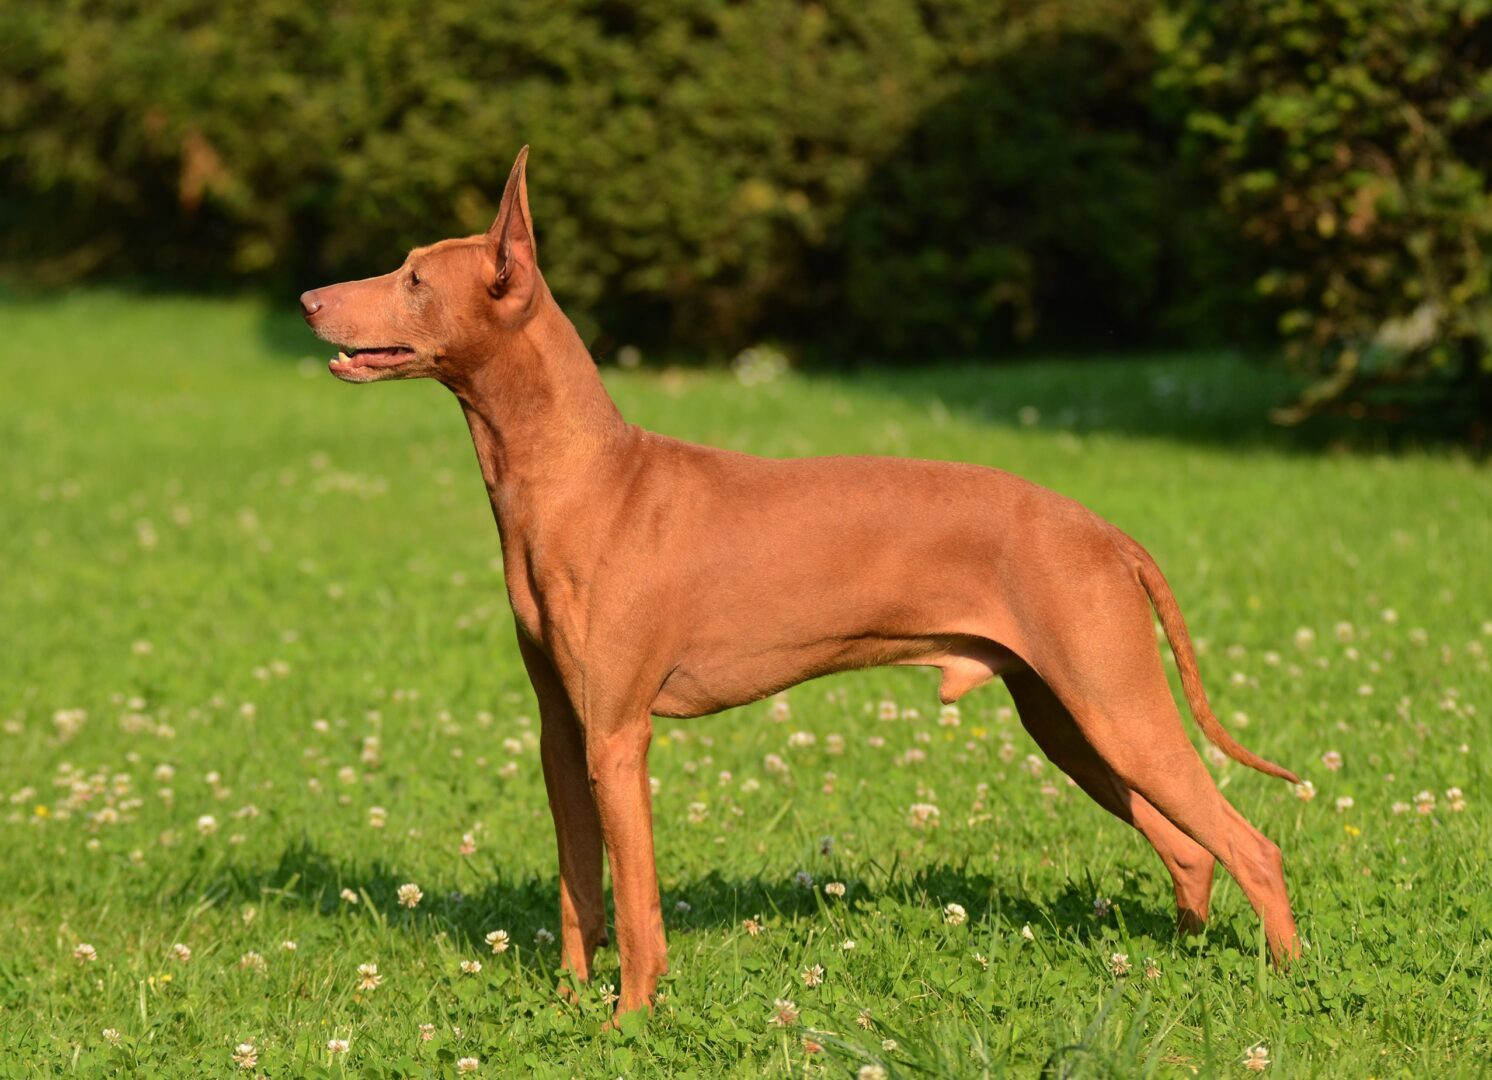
[1,293,1489,1076]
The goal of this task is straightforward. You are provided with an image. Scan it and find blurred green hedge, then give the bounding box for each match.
[1162,0,1492,427]
[1,0,1179,348]
[2,0,1488,424]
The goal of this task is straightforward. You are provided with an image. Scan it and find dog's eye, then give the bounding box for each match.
[409,269,421,286]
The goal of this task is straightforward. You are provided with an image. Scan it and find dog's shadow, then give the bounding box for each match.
[174,839,1242,962]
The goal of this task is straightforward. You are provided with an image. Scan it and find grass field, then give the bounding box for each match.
[2,291,1489,1077]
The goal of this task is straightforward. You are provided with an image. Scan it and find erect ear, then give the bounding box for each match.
[485,146,536,295]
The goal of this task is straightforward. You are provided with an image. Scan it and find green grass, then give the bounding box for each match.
[2,291,1489,1078]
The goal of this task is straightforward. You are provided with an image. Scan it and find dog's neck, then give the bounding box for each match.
[450,295,627,530]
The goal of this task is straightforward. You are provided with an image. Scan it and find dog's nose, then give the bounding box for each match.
[299,290,323,319]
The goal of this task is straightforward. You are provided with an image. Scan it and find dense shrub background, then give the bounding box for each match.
[1,0,1488,422]
[1161,0,1492,425]
[0,0,1173,349]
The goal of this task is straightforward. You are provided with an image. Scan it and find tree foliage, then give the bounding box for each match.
[1162,0,1492,427]
[2,0,1489,427]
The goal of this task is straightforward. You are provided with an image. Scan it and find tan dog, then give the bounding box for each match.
[301,148,1301,1021]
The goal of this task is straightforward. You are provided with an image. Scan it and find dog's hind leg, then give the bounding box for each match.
[1005,669,1215,934]
[519,636,608,993]
[1032,617,1300,962]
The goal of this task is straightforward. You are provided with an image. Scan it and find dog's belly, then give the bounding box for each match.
[650,632,1024,719]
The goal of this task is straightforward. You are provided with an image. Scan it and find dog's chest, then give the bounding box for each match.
[500,544,592,657]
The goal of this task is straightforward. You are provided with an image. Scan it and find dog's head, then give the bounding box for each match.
[300,147,543,386]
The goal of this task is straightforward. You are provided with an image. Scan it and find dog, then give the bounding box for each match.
[301,147,1302,1021]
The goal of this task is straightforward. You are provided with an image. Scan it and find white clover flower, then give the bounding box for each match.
[731,344,789,386]
[943,902,967,926]
[534,927,554,945]
[1110,952,1131,976]
[396,882,423,908]
[231,1042,258,1069]
[485,929,510,954]
[825,881,846,898]
[1243,1043,1270,1071]
[769,998,799,1027]
[460,959,482,975]
[456,1058,479,1075]
[907,802,940,828]
[196,814,218,836]
[357,962,381,990]
[327,1038,349,1055]
[73,943,98,963]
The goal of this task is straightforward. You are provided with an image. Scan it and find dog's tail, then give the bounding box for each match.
[1118,531,1301,785]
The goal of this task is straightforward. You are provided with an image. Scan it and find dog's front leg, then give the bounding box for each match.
[518,636,607,994]
[585,708,667,1024]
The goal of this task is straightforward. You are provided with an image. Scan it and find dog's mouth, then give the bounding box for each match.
[328,345,416,382]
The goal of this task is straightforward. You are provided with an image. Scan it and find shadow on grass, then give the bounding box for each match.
[170,838,1245,961]
[251,297,1468,456]
[826,351,1422,456]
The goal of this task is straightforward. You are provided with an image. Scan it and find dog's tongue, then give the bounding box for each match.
[352,347,411,365]
[334,347,413,370]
